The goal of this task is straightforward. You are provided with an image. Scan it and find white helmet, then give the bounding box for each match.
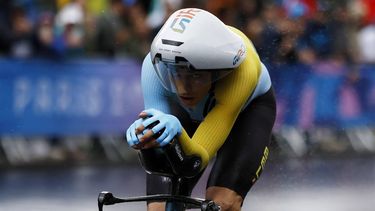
[150,8,246,92]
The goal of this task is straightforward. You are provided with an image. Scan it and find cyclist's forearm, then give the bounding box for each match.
[178,129,209,170]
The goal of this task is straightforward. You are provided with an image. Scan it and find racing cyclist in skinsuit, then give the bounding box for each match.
[126,8,276,211]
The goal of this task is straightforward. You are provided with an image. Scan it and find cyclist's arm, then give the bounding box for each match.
[178,27,261,166]
[140,54,210,171]
[141,53,173,113]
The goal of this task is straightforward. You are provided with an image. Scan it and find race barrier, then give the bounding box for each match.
[0,59,374,136]
[269,62,375,129]
[0,58,143,135]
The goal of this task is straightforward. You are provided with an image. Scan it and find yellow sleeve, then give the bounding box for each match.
[177,26,261,168]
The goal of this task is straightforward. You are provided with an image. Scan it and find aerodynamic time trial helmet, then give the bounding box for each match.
[150,8,246,92]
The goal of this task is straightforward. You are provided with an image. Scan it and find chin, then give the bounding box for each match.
[180,99,198,108]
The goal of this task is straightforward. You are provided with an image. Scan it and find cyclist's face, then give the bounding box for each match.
[171,68,212,108]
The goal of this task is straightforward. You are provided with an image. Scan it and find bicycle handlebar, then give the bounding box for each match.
[98,129,219,210]
[98,191,220,211]
[139,138,202,178]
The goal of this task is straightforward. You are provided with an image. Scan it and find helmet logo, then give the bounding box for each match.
[170,9,201,33]
[233,45,246,65]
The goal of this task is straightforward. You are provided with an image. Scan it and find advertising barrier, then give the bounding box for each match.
[269,62,375,129]
[0,59,143,135]
[0,59,374,135]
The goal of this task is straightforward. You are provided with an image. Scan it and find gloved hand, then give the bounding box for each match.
[126,118,144,148]
[139,108,182,147]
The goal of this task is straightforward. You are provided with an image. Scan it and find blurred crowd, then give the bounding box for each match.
[0,0,374,64]
[1,0,375,165]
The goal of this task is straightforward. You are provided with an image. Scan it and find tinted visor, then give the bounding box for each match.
[153,57,233,92]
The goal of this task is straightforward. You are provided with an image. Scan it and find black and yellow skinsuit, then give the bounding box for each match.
[141,26,276,199]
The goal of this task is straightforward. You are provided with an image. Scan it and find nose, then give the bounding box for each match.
[179,77,193,93]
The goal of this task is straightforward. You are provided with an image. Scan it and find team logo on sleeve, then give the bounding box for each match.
[170,9,201,33]
[233,45,246,65]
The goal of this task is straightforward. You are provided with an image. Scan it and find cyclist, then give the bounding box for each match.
[126,8,276,211]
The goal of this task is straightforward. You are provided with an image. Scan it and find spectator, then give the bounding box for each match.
[94,0,127,58]
[9,6,34,59]
[359,0,375,25]
[236,0,264,30]
[126,2,152,59]
[0,0,370,63]
[275,18,300,64]
[327,4,361,65]
[357,23,375,64]
[146,0,182,38]
[297,10,332,60]
[54,0,86,58]
[244,17,264,48]
[0,0,12,56]
[256,3,283,64]
[282,0,318,19]
[94,0,151,59]
[32,12,59,58]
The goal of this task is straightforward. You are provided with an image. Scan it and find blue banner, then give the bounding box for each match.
[0,59,143,135]
[269,62,375,129]
[1,59,374,136]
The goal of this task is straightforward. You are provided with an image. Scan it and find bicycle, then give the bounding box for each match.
[97,138,221,211]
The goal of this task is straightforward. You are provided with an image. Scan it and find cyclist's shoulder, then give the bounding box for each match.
[227,25,260,62]
[213,27,262,105]
[141,53,153,69]
[141,53,157,77]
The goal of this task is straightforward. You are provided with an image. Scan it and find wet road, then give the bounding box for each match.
[1,156,374,211]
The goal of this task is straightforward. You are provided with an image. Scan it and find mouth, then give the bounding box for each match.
[179,95,195,105]
[180,95,193,100]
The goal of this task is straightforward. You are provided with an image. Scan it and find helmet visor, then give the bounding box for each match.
[153,57,233,92]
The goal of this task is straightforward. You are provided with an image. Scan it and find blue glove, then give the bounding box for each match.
[140,108,182,146]
[126,118,143,147]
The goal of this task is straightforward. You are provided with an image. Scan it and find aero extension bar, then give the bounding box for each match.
[98,191,220,211]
